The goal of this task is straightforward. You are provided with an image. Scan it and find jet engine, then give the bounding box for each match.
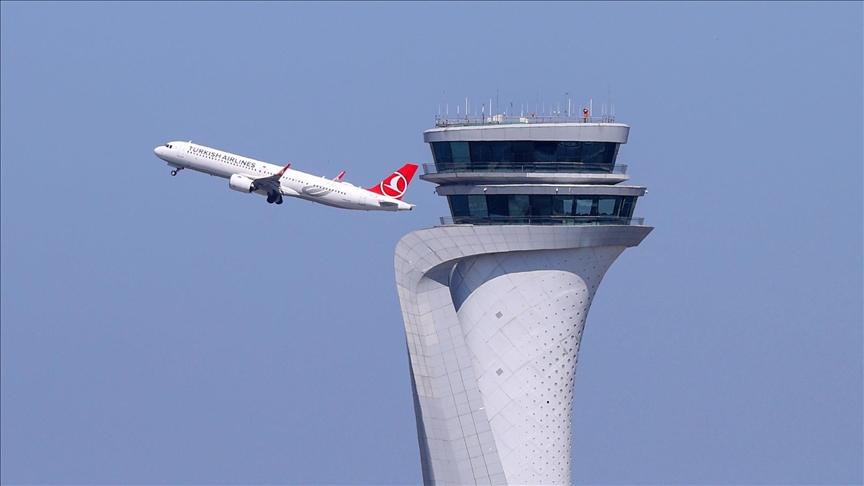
[229,174,255,193]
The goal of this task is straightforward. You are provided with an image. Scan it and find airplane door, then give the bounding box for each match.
[359,194,367,207]
[177,144,184,159]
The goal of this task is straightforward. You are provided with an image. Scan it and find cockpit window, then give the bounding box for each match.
[166,144,172,148]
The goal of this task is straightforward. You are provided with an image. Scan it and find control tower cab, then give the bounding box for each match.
[422,115,645,227]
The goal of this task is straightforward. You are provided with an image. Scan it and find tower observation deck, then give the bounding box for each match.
[394,111,652,485]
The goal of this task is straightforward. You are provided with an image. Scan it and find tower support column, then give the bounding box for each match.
[395,225,651,485]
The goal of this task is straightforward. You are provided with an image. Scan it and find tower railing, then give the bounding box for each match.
[438,216,645,226]
[434,113,616,127]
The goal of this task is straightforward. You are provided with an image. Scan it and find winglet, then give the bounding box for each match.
[276,164,291,177]
[333,170,346,182]
[366,163,419,201]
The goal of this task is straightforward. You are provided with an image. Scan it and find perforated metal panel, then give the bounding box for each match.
[451,248,622,484]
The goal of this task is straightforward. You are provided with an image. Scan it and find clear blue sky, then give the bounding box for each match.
[1,2,861,485]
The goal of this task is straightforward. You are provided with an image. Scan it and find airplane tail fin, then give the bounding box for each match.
[366,163,419,201]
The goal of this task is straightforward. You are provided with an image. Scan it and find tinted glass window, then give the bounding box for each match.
[509,195,530,217]
[619,196,634,218]
[491,142,512,163]
[529,195,552,216]
[447,194,638,224]
[598,197,618,216]
[432,142,452,165]
[575,198,593,215]
[471,142,492,163]
[606,143,620,165]
[556,142,580,162]
[554,195,575,216]
[451,142,470,164]
[450,195,469,217]
[511,141,533,163]
[581,142,605,165]
[487,195,509,218]
[467,195,488,217]
[433,141,619,172]
[533,142,558,163]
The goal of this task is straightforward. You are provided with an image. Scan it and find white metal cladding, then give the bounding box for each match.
[423,124,630,144]
[419,172,630,186]
[434,184,647,197]
[395,225,652,485]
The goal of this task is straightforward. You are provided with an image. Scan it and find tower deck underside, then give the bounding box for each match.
[395,225,652,485]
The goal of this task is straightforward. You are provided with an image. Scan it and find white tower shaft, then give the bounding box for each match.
[395,225,651,485]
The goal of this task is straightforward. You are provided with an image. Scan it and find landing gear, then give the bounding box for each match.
[170,167,184,176]
[275,195,283,205]
[266,193,284,205]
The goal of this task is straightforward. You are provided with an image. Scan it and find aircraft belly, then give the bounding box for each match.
[189,157,227,178]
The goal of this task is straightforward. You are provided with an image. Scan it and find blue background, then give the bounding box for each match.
[2,3,861,484]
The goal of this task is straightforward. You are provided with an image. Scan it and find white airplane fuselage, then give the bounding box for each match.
[154,141,414,211]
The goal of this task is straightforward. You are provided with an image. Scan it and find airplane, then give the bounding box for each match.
[153,141,417,211]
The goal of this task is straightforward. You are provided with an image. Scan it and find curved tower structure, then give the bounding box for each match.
[395,111,652,485]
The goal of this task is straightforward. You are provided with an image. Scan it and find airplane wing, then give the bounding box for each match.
[250,164,291,194]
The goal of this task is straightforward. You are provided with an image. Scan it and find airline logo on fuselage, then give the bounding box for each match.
[379,172,408,199]
[301,185,332,197]
[190,146,257,170]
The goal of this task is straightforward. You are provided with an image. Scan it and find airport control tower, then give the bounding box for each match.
[394,107,652,485]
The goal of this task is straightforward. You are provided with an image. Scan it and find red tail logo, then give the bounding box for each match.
[367,163,418,200]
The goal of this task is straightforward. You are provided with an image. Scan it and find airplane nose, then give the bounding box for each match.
[154,146,165,159]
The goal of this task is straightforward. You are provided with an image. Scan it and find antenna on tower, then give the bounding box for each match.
[439,91,443,117]
[605,85,609,120]
[608,85,614,120]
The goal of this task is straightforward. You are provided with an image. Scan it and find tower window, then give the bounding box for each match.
[430,141,619,172]
[446,194,639,225]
